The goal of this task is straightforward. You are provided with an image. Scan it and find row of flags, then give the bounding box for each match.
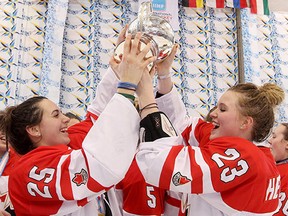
[182,0,270,15]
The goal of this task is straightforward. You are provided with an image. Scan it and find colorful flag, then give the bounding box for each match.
[206,0,225,8]
[250,0,269,15]
[226,0,248,8]
[182,0,204,8]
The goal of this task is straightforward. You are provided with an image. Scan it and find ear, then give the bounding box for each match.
[240,116,254,130]
[284,140,288,150]
[26,125,41,137]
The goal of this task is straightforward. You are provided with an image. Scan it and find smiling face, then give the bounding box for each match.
[29,99,71,147]
[209,90,252,140]
[268,124,288,162]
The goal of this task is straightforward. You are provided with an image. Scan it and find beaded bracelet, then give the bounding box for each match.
[117,82,137,90]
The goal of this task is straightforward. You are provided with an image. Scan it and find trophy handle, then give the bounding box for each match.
[138,1,153,32]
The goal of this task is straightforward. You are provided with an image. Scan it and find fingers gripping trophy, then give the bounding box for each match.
[114,1,175,69]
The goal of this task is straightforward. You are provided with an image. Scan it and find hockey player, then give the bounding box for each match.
[4,32,154,215]
[268,123,288,216]
[136,78,285,215]
[87,26,185,215]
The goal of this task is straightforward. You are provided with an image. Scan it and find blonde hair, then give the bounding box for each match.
[229,83,285,142]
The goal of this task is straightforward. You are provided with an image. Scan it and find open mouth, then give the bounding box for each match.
[213,122,220,129]
[60,128,68,133]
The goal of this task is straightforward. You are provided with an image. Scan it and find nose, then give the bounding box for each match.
[62,114,70,123]
[210,109,217,119]
[267,137,272,145]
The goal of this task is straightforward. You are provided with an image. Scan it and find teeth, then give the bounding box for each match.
[212,122,219,129]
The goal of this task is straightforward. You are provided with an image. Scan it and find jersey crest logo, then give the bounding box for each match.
[0,191,13,210]
[72,168,88,186]
[172,172,191,186]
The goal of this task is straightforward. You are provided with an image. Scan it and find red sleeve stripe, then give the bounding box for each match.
[181,125,192,146]
[57,154,74,200]
[159,146,183,189]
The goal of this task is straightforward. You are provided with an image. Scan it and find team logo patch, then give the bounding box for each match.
[72,168,88,186]
[172,172,191,186]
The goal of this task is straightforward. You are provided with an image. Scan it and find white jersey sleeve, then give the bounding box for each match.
[87,67,119,116]
[156,86,188,134]
[83,94,140,184]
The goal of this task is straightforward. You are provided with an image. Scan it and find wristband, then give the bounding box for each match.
[118,93,135,103]
[157,73,171,80]
[117,82,137,90]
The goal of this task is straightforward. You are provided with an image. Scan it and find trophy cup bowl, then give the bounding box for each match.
[114,1,175,68]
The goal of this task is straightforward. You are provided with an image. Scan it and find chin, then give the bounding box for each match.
[209,132,217,140]
[63,138,71,145]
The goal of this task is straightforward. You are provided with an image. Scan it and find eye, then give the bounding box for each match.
[53,110,60,118]
[0,136,6,142]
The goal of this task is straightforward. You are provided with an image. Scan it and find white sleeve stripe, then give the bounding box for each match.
[192,147,215,193]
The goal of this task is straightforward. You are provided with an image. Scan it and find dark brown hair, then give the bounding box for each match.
[3,96,47,155]
[64,112,82,122]
[229,83,284,142]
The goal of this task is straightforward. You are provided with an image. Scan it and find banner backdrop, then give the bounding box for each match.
[0,0,287,124]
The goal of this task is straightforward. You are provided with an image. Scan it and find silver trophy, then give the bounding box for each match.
[114,1,175,67]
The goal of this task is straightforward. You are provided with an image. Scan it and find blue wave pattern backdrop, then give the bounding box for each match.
[0,0,287,122]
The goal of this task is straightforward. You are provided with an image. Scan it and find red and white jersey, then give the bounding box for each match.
[137,117,281,215]
[274,160,288,216]
[86,67,186,216]
[115,158,166,215]
[0,148,21,213]
[8,94,139,215]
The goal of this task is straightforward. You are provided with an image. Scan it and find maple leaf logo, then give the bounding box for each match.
[172,172,191,186]
[0,191,13,210]
[72,168,88,186]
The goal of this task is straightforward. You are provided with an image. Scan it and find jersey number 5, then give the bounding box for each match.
[146,186,156,208]
[211,148,249,183]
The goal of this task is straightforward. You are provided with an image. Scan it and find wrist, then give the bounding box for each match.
[139,103,159,119]
[157,73,171,80]
[117,88,136,104]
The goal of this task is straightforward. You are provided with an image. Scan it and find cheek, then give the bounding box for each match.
[272,143,283,153]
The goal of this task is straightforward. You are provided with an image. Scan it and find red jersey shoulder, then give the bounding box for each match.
[275,163,288,216]
[194,118,213,146]
[2,148,21,176]
[203,137,279,213]
[9,146,72,215]
[277,163,288,189]
[181,118,213,147]
[10,145,70,177]
[68,116,94,149]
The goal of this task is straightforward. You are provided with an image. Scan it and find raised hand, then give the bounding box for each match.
[155,43,178,77]
[109,25,128,78]
[155,44,178,95]
[113,32,156,86]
